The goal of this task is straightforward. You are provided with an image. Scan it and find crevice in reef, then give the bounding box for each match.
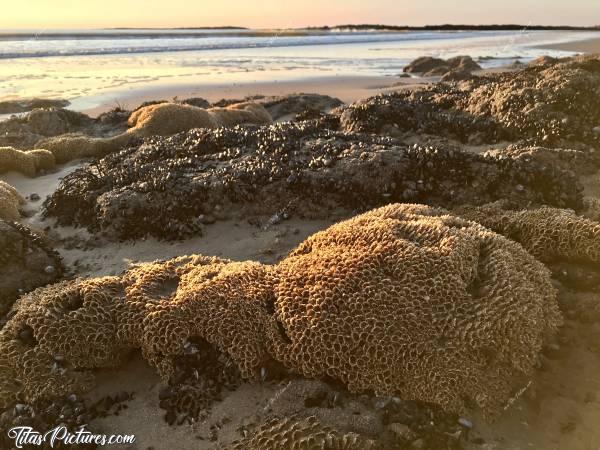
[466,242,490,301]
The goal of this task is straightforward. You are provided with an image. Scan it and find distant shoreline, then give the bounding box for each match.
[1,24,599,39]
[311,24,600,31]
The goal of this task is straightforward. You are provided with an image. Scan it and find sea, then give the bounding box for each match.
[0,28,598,113]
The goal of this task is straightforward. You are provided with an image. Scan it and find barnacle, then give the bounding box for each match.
[43,122,582,240]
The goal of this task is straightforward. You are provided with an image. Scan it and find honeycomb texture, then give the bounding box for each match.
[0,146,56,177]
[456,203,600,264]
[271,204,562,415]
[221,415,377,450]
[0,254,250,408]
[0,205,562,418]
[127,101,272,135]
[0,180,25,221]
[36,102,272,165]
[39,133,135,164]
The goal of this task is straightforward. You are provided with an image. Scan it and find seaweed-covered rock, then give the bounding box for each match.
[340,89,507,142]
[43,122,582,240]
[344,55,600,147]
[0,205,561,419]
[0,220,63,320]
[484,144,600,176]
[179,97,211,109]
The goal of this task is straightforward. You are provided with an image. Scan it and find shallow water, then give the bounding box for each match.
[0,28,598,111]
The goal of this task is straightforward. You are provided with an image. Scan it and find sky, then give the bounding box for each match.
[1,0,598,29]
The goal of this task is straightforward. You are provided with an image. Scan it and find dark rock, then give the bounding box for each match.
[0,220,64,323]
[180,97,210,109]
[403,56,449,74]
[403,55,481,77]
[344,56,600,149]
[43,122,583,241]
[262,94,344,120]
[0,98,70,115]
[441,69,473,82]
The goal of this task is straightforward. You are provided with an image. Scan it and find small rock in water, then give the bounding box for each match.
[44,265,56,274]
[593,126,600,135]
[29,193,40,201]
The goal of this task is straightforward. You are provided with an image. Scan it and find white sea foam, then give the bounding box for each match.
[0,29,594,60]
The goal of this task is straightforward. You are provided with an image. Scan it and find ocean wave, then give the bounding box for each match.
[0,30,493,60]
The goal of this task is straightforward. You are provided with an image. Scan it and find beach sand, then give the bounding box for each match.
[539,37,600,53]
[3,53,600,450]
[79,75,430,117]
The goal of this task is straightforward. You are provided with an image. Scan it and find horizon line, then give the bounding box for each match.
[1,23,599,31]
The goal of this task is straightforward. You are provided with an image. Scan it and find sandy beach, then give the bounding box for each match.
[539,37,600,53]
[78,75,429,117]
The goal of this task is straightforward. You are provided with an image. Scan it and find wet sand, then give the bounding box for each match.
[78,75,430,117]
[538,37,600,53]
